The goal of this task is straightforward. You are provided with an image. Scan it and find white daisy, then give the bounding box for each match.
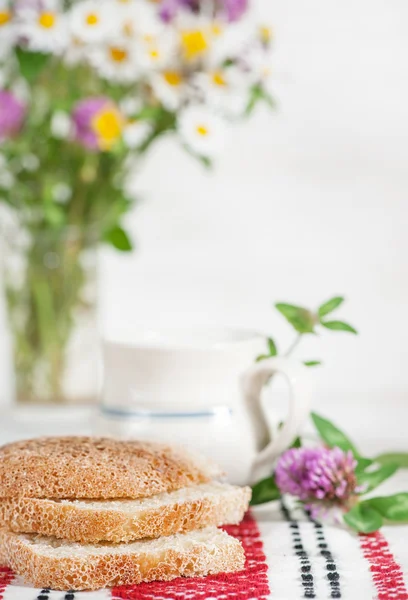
[110,0,145,41]
[50,110,72,139]
[150,70,186,111]
[68,0,114,44]
[123,120,152,149]
[136,32,176,71]
[64,34,87,67]
[178,106,226,158]
[119,95,143,117]
[243,45,273,88]
[52,182,72,204]
[17,4,69,54]
[90,40,140,83]
[0,1,16,59]
[177,17,212,63]
[133,1,164,43]
[208,18,253,65]
[195,66,249,118]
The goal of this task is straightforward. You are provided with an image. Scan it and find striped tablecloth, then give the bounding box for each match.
[1,498,407,600]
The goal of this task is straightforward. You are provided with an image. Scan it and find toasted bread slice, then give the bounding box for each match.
[0,482,251,543]
[0,527,245,591]
[0,437,223,499]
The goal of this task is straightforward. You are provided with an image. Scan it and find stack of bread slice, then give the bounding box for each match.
[0,437,251,591]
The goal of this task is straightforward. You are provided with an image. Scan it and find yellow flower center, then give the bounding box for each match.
[123,20,134,37]
[196,125,209,137]
[211,23,223,37]
[92,107,124,150]
[109,46,128,62]
[38,12,56,29]
[86,13,99,26]
[260,26,272,43]
[0,11,11,26]
[212,72,226,87]
[143,34,154,43]
[149,48,160,60]
[181,30,208,60]
[163,71,182,86]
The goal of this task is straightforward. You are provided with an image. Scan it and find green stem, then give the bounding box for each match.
[285,334,303,357]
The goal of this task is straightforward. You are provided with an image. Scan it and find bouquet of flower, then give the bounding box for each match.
[0,0,273,404]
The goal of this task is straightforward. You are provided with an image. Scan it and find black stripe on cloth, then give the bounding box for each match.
[280,499,316,599]
[36,589,75,600]
[305,511,341,599]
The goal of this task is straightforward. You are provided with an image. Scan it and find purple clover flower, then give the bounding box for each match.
[275,446,358,513]
[0,90,26,142]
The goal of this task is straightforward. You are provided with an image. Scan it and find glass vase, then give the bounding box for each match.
[1,217,100,404]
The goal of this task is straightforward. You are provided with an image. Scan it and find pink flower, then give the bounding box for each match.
[0,91,26,142]
[276,446,358,515]
[72,97,124,151]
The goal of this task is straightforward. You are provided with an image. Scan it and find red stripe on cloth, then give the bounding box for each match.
[111,511,270,600]
[360,531,408,600]
[0,567,14,600]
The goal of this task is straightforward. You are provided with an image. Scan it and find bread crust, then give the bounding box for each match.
[0,528,245,591]
[0,484,251,543]
[0,437,222,499]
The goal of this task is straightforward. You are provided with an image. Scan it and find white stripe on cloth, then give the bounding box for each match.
[323,526,377,599]
[256,518,301,600]
[254,500,379,600]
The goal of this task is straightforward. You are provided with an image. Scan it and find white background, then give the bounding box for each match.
[1,1,408,437]
[101,0,408,405]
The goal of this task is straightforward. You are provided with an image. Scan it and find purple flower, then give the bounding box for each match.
[158,0,248,22]
[159,0,197,22]
[276,447,358,510]
[0,90,26,142]
[72,97,124,151]
[223,0,248,21]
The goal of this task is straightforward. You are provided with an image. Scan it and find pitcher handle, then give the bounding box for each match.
[241,357,314,482]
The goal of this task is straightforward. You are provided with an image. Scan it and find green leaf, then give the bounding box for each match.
[104,226,133,252]
[136,106,165,120]
[43,202,65,228]
[275,303,316,334]
[245,84,276,116]
[355,457,374,473]
[198,155,213,169]
[250,475,281,506]
[311,412,359,456]
[375,453,408,469]
[365,494,408,522]
[357,463,399,494]
[267,338,278,356]
[255,354,270,363]
[321,320,358,334]
[344,503,383,533]
[318,296,344,319]
[304,360,322,367]
[16,47,49,82]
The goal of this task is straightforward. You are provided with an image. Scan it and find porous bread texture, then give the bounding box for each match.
[0,527,245,591]
[0,436,223,499]
[0,482,251,543]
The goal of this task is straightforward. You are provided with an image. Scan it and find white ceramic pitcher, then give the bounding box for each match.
[97,327,314,485]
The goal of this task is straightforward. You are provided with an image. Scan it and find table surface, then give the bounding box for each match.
[1,405,408,600]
